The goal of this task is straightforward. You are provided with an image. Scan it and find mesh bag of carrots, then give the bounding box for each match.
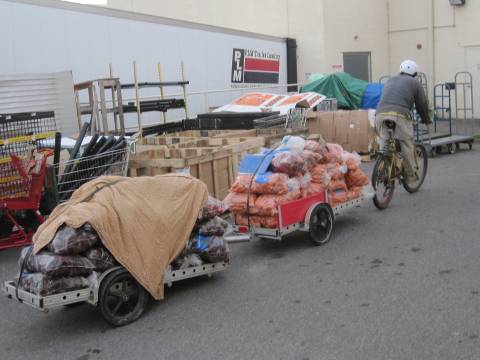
[226,136,371,228]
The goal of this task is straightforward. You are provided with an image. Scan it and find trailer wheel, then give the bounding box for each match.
[98,268,149,327]
[309,204,334,246]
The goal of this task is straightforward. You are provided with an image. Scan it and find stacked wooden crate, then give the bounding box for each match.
[167,128,308,147]
[128,128,308,199]
[129,136,264,200]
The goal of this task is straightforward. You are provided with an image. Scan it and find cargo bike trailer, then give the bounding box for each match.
[233,191,368,245]
[4,261,229,326]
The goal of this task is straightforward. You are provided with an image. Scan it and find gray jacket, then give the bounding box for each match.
[377,74,430,124]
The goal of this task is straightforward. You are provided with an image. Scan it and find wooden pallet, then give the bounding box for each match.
[129,148,234,200]
[130,137,264,199]
[160,128,308,147]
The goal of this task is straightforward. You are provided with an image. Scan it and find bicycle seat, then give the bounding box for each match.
[384,120,396,130]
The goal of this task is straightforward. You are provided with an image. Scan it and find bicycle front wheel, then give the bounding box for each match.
[403,144,428,193]
[372,155,395,210]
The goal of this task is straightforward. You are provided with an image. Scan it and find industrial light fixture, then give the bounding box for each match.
[449,0,465,6]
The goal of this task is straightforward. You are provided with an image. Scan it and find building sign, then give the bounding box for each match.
[231,48,280,85]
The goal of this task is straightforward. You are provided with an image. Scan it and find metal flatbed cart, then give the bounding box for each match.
[4,262,228,326]
[428,80,474,156]
[234,192,368,245]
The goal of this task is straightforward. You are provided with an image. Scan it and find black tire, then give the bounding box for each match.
[372,156,395,210]
[468,142,473,150]
[403,145,428,194]
[98,268,149,327]
[447,144,456,154]
[309,204,334,246]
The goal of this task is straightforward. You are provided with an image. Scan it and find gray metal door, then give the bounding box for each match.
[343,52,371,82]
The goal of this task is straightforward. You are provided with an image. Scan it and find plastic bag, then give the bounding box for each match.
[304,140,327,154]
[330,190,348,206]
[87,271,101,289]
[254,185,302,216]
[346,187,363,201]
[197,216,229,236]
[301,182,324,198]
[271,151,304,176]
[326,163,347,181]
[199,196,228,221]
[310,164,330,186]
[48,224,99,255]
[19,247,95,277]
[171,253,203,270]
[254,173,289,195]
[280,136,305,153]
[301,150,323,172]
[345,168,369,188]
[189,235,230,263]
[19,273,90,296]
[254,195,279,216]
[323,143,344,164]
[224,192,257,214]
[84,246,117,272]
[235,214,262,228]
[328,179,348,193]
[261,216,279,229]
[362,184,376,199]
[231,174,254,193]
[342,151,361,170]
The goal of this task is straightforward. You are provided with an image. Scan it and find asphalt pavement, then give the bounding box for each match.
[1,146,479,360]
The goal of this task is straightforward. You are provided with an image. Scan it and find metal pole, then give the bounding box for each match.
[157,62,167,124]
[133,61,142,136]
[109,63,119,133]
[181,61,189,119]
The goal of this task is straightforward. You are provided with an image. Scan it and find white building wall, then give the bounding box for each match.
[0,0,288,132]
[108,0,290,38]
[322,0,390,83]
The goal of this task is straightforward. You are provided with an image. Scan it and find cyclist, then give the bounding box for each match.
[376,60,431,182]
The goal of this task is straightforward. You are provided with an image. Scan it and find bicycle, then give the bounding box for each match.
[371,120,428,210]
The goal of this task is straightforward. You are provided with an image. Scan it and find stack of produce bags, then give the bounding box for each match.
[18,196,230,295]
[18,224,117,296]
[171,196,230,270]
[225,136,371,228]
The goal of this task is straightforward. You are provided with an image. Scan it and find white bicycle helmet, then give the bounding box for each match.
[399,60,419,76]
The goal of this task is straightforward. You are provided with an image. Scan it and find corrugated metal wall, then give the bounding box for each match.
[0,72,77,135]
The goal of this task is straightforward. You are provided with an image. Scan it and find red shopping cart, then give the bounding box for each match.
[0,150,53,250]
[0,111,57,250]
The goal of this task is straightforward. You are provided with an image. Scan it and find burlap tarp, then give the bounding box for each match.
[33,174,208,300]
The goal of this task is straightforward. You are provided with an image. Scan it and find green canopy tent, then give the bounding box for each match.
[300,72,368,110]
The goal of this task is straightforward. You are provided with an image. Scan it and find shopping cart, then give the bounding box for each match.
[53,144,131,202]
[0,111,57,250]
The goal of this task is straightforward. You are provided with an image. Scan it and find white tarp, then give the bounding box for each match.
[0,71,77,136]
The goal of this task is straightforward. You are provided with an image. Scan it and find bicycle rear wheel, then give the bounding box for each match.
[403,144,428,193]
[372,156,395,210]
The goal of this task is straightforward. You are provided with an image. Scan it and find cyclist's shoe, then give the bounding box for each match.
[403,171,418,184]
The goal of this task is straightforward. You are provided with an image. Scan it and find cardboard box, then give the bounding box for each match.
[307,110,374,153]
[317,111,335,142]
[307,111,335,142]
[333,111,350,144]
[348,110,370,153]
